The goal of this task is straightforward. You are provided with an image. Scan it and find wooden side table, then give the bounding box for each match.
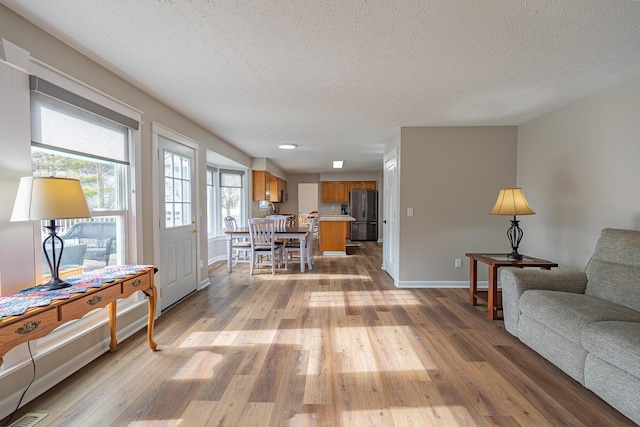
[465,253,558,320]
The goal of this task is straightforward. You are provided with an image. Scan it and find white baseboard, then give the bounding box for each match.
[208,254,226,265]
[200,276,211,289]
[322,251,348,256]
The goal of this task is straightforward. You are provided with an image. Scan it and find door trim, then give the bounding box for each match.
[383,148,399,282]
[151,122,204,315]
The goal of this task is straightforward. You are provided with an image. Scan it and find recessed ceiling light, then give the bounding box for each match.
[278,143,298,150]
[333,160,344,169]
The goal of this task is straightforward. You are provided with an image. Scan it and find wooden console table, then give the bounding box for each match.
[466,253,558,320]
[0,265,158,366]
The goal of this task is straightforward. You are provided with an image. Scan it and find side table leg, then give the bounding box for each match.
[488,266,498,320]
[108,301,117,351]
[469,259,478,305]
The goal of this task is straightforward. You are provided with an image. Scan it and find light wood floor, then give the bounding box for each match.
[4,242,635,426]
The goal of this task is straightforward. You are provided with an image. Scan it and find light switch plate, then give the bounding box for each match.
[407,208,414,217]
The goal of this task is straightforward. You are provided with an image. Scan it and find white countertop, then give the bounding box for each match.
[318,215,355,222]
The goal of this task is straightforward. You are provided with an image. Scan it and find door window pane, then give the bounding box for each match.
[164,151,191,228]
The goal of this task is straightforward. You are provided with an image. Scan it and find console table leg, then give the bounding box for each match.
[108,301,117,351]
[145,285,158,351]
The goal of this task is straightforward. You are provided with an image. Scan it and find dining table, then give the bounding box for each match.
[225,226,310,273]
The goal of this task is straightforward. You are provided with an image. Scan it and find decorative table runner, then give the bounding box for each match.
[0,265,154,319]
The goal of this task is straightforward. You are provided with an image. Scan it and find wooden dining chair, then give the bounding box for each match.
[224,216,250,265]
[248,218,281,275]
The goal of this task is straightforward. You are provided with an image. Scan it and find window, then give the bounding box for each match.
[205,167,246,236]
[220,169,244,230]
[29,76,137,272]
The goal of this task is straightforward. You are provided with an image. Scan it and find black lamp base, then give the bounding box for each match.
[36,276,73,291]
[506,216,524,261]
[39,219,73,291]
[507,250,523,260]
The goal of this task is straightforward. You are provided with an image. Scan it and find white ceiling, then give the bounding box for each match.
[3,0,640,174]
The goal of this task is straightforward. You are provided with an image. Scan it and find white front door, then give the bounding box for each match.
[158,136,198,309]
[383,151,398,281]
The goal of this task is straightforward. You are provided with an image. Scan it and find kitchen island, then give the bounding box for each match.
[318,215,355,256]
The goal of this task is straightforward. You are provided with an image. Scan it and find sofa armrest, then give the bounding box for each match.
[501,269,587,337]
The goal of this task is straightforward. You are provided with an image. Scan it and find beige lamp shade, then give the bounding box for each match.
[11,176,91,221]
[489,188,535,216]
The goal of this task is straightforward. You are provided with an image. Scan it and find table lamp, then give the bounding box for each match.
[489,188,535,260]
[11,176,91,290]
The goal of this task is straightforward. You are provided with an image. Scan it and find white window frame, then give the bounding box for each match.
[206,166,218,237]
[206,167,247,236]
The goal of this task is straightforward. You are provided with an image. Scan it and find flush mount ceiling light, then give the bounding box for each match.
[278,143,298,150]
[332,160,344,168]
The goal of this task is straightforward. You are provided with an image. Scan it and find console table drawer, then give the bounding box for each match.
[0,308,59,349]
[122,272,150,296]
[60,285,121,321]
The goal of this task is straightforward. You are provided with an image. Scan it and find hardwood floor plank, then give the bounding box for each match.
[206,374,258,426]
[180,400,218,426]
[5,241,637,426]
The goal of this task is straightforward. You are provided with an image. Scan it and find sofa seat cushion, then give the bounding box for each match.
[519,290,640,345]
[582,321,640,378]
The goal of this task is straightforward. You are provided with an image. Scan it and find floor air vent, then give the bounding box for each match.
[9,413,48,427]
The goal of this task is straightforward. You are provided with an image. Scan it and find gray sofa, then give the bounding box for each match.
[501,228,640,425]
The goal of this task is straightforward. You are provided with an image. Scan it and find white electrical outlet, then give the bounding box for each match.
[407,207,414,217]
[455,258,462,268]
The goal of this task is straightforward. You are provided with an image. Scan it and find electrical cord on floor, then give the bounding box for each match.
[1,341,36,426]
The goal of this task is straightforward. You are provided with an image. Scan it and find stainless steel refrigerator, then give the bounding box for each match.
[349,190,377,241]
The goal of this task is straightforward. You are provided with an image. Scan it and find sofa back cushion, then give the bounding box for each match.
[585,228,640,311]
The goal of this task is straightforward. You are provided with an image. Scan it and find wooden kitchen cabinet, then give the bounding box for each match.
[323,181,376,202]
[269,177,287,202]
[362,181,377,190]
[252,170,270,201]
[348,181,363,191]
[254,170,287,202]
[322,181,349,202]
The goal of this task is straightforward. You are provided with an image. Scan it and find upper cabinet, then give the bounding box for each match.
[362,181,376,190]
[253,170,287,201]
[348,181,363,191]
[253,170,270,201]
[321,181,348,202]
[322,180,376,202]
[269,176,287,202]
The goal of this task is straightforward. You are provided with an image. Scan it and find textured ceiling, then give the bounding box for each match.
[3,0,640,173]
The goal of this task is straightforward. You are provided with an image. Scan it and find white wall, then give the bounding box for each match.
[517,74,640,270]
